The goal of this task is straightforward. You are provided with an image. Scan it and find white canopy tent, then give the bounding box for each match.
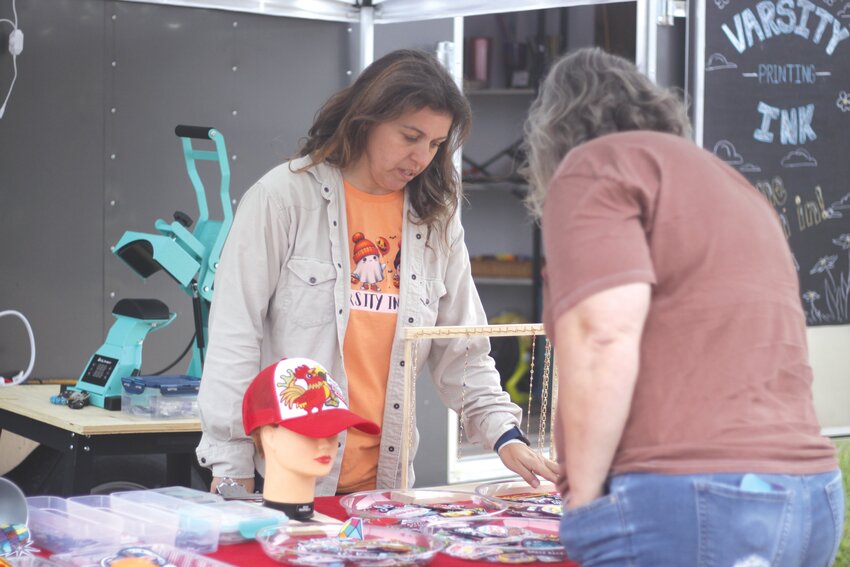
[118,0,683,84]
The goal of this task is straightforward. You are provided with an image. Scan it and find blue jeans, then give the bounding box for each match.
[559,470,844,567]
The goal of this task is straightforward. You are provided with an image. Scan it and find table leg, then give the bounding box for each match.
[60,433,94,496]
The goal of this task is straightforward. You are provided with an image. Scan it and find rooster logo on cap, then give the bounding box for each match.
[278,363,340,414]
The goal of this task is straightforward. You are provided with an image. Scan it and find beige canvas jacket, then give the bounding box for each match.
[196,156,521,495]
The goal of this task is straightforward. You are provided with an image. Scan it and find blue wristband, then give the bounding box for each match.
[493,426,530,452]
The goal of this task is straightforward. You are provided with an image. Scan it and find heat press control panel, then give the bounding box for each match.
[80,355,119,387]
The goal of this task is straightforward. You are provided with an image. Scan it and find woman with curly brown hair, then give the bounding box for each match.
[525,47,842,566]
[197,49,558,497]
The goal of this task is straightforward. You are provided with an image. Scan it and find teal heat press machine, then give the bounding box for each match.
[71,126,233,409]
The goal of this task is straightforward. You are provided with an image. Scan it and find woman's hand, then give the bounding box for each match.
[497,443,559,488]
[210,476,255,495]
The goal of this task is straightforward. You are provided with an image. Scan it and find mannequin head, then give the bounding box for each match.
[243,357,380,513]
[254,425,338,478]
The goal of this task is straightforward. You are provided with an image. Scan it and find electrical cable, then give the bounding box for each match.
[0,309,35,385]
[148,335,195,376]
[1,51,17,118]
[1,0,21,120]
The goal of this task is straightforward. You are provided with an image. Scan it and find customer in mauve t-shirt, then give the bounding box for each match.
[522,47,843,567]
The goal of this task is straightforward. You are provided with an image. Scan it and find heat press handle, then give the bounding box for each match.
[175,125,215,139]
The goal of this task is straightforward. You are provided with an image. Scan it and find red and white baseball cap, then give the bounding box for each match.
[242,357,381,438]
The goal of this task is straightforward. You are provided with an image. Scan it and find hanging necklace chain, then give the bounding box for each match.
[458,335,471,459]
[526,333,537,439]
[398,323,555,477]
[408,338,420,467]
[550,359,559,458]
[538,338,552,454]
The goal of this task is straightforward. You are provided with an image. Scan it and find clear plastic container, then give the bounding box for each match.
[112,490,220,553]
[256,522,444,566]
[339,488,504,530]
[26,506,123,553]
[2,557,63,566]
[142,486,287,543]
[0,476,28,525]
[424,516,565,563]
[474,479,563,518]
[26,496,137,546]
[205,500,289,543]
[68,494,180,547]
[51,542,232,567]
[149,485,224,505]
[121,375,200,419]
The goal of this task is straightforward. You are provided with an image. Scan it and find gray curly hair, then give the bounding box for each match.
[522,47,691,219]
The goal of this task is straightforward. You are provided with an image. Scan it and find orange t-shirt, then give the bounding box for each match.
[337,181,403,493]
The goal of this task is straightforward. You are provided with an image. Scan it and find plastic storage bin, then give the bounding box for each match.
[112,490,221,553]
[51,543,232,567]
[144,486,287,543]
[121,374,200,419]
[68,494,180,547]
[0,557,62,566]
[205,500,289,543]
[148,485,224,505]
[26,506,123,553]
[26,496,137,546]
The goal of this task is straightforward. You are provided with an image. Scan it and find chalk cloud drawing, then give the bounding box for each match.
[780,148,818,168]
[714,0,730,9]
[706,53,737,71]
[838,3,850,18]
[713,140,762,174]
[823,0,836,6]
[837,91,850,112]
[713,139,744,164]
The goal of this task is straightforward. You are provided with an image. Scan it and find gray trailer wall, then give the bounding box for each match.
[0,0,349,378]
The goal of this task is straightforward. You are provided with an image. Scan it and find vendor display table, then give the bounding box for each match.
[0,385,201,495]
[1,385,577,565]
[207,496,579,567]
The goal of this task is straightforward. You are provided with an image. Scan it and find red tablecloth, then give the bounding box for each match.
[207,496,579,567]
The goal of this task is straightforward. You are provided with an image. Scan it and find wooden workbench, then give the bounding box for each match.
[0,385,201,495]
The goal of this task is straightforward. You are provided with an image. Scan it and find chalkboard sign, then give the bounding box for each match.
[702,0,850,325]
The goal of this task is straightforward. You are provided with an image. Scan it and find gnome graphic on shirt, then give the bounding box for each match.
[351,232,389,291]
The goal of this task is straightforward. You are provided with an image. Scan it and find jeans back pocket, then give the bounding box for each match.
[695,479,792,567]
